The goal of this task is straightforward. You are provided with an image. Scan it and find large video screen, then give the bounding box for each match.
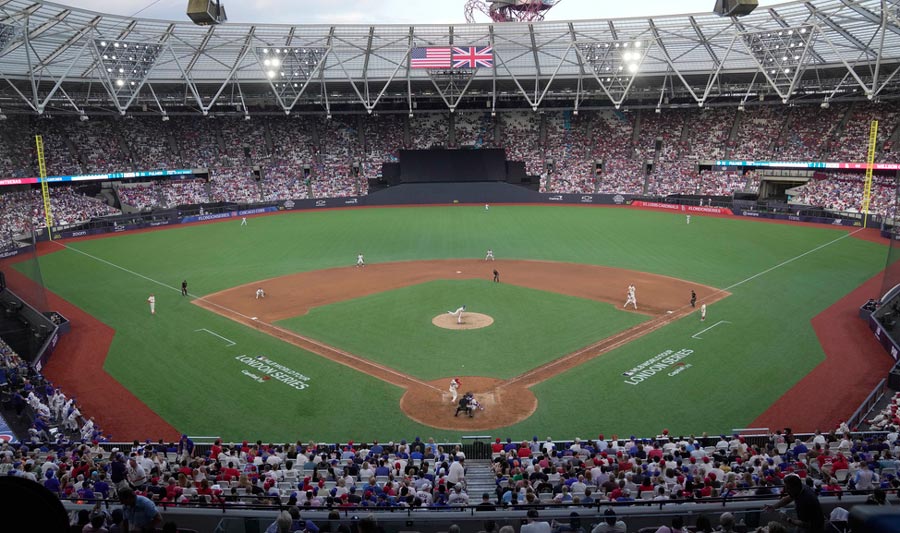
[398,149,507,183]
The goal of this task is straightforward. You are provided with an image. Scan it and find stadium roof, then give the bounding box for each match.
[0,0,897,115]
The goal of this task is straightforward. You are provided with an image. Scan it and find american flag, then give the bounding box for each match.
[410,47,452,69]
[453,46,493,69]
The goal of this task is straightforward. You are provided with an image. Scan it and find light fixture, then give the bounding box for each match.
[161,115,170,122]
[115,79,125,87]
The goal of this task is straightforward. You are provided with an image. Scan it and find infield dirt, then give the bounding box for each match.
[196,259,728,430]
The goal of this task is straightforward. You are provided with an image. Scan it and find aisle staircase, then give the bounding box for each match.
[463,459,496,498]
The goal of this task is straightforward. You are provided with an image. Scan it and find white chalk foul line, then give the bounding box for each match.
[691,320,732,340]
[194,328,236,347]
[723,229,860,292]
[53,241,441,393]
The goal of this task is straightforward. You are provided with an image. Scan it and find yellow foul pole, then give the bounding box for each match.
[861,120,878,229]
[35,135,53,239]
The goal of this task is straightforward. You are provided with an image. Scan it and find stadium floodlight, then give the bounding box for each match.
[741,25,817,102]
[0,23,23,52]
[576,39,648,106]
[161,115,170,122]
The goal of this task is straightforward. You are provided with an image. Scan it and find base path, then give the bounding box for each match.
[197,259,728,429]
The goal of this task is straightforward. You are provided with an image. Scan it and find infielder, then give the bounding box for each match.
[624,284,637,310]
[690,290,697,308]
[448,305,466,324]
[700,303,707,321]
[356,253,365,267]
[485,248,494,261]
[449,378,461,404]
[255,288,266,299]
[147,294,156,315]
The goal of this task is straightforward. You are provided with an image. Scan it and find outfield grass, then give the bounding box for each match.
[277,280,649,380]
[18,206,889,440]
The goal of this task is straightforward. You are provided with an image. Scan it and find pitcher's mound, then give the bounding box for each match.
[432,312,494,330]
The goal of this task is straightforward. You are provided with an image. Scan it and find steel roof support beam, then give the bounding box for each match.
[804,2,873,56]
[284,47,332,112]
[4,8,69,56]
[201,27,255,114]
[0,70,36,110]
[689,16,721,67]
[489,25,497,114]
[648,20,702,104]
[34,38,90,114]
[568,22,586,113]
[838,0,900,36]
[362,26,373,104]
[0,2,39,25]
[819,26,875,97]
[185,25,215,74]
[31,15,100,78]
[529,24,542,101]
[406,26,413,115]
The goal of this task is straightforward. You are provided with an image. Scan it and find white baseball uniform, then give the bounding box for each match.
[700,303,707,321]
[485,249,494,261]
[357,254,365,267]
[686,214,691,224]
[241,217,247,226]
[256,288,265,299]
[147,295,156,314]
[449,379,460,403]
[624,285,637,309]
[448,306,466,324]
[485,204,489,211]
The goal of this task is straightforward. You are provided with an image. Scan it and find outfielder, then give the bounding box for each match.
[356,253,365,267]
[485,203,490,211]
[686,214,691,224]
[241,217,248,226]
[485,248,494,261]
[255,288,266,299]
[448,305,466,324]
[147,294,156,315]
[624,284,637,310]
[449,378,461,404]
[700,303,707,321]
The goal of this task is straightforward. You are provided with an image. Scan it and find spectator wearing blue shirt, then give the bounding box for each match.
[118,487,162,532]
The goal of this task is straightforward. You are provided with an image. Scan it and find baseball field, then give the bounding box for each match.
[8,205,895,442]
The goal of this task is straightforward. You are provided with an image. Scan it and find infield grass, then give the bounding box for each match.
[276,280,649,380]
[15,205,890,440]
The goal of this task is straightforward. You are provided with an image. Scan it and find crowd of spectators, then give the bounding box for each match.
[0,420,895,533]
[788,172,897,218]
[1,104,899,215]
[0,186,120,248]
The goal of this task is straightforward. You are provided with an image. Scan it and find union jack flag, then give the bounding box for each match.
[452,46,493,69]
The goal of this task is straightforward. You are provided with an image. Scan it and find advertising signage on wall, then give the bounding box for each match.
[0,168,194,187]
[714,160,900,171]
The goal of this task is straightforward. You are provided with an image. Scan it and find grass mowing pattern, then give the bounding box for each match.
[276,280,649,380]
[19,206,889,440]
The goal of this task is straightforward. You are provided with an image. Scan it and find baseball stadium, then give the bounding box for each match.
[1,0,900,530]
